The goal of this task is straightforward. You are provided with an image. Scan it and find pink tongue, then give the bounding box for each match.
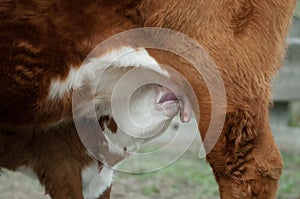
[159,92,192,123]
[159,92,178,103]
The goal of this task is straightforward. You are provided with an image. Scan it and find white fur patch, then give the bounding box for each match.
[102,85,178,157]
[82,161,113,199]
[48,67,79,99]
[16,164,113,199]
[103,125,144,156]
[16,166,38,179]
[48,47,168,100]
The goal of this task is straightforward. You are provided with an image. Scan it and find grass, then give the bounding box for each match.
[278,150,300,199]
[115,148,219,198]
[0,144,299,198]
[296,0,300,17]
[115,147,300,199]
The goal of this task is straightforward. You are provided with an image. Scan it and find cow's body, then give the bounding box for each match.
[0,0,296,198]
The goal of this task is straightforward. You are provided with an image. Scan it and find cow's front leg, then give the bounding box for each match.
[98,186,111,199]
[35,162,84,199]
[206,109,283,199]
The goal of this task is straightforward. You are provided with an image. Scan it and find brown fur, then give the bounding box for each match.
[99,116,118,134]
[0,0,296,198]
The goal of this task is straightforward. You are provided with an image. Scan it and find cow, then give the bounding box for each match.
[0,0,296,198]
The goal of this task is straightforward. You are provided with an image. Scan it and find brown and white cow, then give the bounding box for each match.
[0,0,296,199]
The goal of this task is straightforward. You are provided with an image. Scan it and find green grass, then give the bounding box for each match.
[1,147,299,198]
[117,148,219,198]
[296,0,300,17]
[142,186,160,196]
[278,150,300,199]
[117,148,300,198]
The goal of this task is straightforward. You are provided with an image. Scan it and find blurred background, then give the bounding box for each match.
[1,2,300,199]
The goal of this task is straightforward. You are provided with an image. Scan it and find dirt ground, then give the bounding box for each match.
[0,146,219,199]
[0,136,220,199]
[0,122,299,199]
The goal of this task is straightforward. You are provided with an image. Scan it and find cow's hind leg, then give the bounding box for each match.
[206,109,283,199]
